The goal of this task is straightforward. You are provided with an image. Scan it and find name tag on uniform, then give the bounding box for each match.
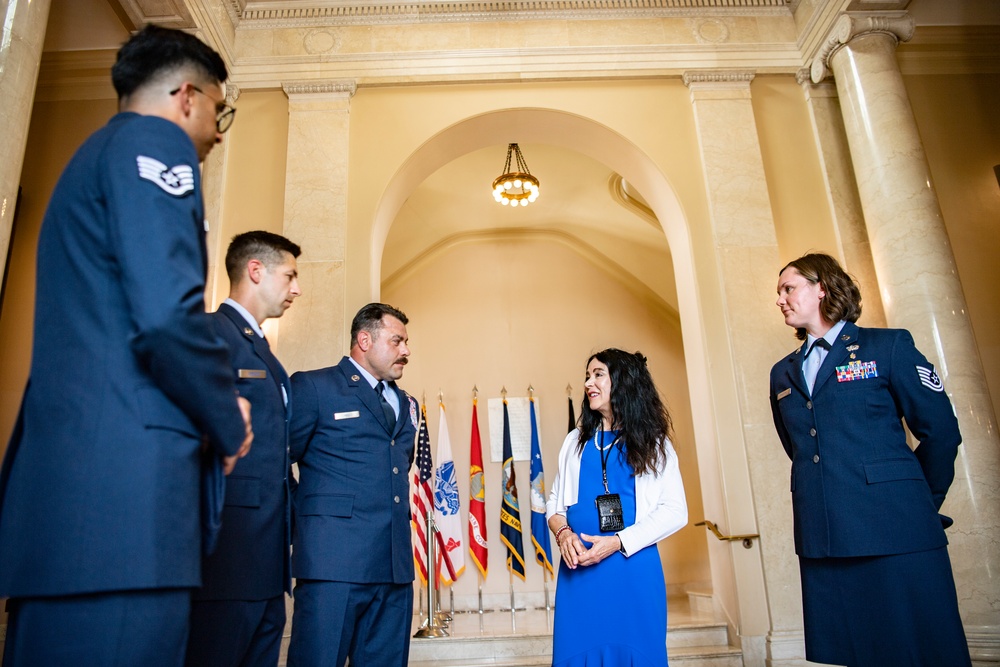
[334,411,360,420]
[238,369,267,379]
[776,388,791,400]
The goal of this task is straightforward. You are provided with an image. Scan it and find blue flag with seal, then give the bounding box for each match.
[499,398,526,581]
[529,397,553,575]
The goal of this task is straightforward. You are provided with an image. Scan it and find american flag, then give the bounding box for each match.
[411,404,434,586]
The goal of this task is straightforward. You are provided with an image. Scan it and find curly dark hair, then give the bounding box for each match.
[350,303,409,348]
[576,348,672,477]
[111,25,228,100]
[780,253,862,341]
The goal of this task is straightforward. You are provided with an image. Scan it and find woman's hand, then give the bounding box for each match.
[557,530,588,570]
[577,533,622,567]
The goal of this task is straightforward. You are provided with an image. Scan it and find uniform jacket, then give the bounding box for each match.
[769,321,961,559]
[289,357,417,584]
[0,113,246,598]
[194,303,293,601]
[545,429,687,556]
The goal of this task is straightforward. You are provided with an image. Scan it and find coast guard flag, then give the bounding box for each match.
[434,403,465,584]
[499,398,527,581]
[468,398,489,579]
[529,397,553,575]
[411,404,434,586]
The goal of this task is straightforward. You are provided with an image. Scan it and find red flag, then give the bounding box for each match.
[468,398,489,579]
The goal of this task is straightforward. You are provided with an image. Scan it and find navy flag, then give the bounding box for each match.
[499,399,526,581]
[529,397,553,575]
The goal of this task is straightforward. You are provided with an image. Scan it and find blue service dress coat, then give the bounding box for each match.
[0,113,246,599]
[289,357,417,585]
[769,321,961,559]
[194,303,293,601]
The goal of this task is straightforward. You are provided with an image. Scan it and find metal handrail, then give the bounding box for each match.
[695,520,759,549]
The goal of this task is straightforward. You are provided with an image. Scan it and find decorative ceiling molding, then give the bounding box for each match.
[112,0,198,30]
[237,0,790,28]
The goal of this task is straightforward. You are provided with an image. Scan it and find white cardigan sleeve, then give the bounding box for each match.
[546,430,582,520]
[617,439,688,557]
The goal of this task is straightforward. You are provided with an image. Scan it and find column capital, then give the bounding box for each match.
[282,80,358,100]
[810,12,915,83]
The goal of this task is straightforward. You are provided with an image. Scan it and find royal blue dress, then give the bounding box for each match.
[552,434,668,666]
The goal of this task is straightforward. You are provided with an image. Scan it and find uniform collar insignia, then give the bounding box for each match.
[351,374,361,382]
[243,327,254,337]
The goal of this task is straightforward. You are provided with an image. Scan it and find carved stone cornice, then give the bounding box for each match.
[282,80,358,98]
[238,0,790,28]
[682,70,755,89]
[810,12,914,83]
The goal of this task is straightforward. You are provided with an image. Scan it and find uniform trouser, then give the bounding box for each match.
[287,579,413,667]
[2,588,190,667]
[185,595,286,667]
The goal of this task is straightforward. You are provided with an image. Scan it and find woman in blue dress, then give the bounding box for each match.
[546,349,688,666]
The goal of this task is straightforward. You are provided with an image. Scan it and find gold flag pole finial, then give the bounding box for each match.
[566,383,572,396]
[501,386,507,401]
[438,388,444,405]
[472,385,478,401]
[528,384,534,400]
[422,390,426,406]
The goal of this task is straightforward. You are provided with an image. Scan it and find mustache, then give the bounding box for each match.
[396,357,408,365]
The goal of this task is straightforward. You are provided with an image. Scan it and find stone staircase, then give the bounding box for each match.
[406,595,743,667]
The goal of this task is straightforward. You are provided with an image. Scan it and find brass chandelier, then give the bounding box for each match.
[492,143,540,207]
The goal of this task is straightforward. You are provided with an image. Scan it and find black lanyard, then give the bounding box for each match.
[597,428,617,494]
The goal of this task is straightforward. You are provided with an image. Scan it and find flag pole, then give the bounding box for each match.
[508,568,516,633]
[477,571,485,632]
[414,510,448,638]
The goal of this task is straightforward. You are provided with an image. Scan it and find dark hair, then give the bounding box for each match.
[111,25,228,99]
[577,348,672,477]
[780,253,862,341]
[350,303,409,348]
[225,231,301,284]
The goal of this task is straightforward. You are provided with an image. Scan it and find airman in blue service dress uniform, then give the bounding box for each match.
[186,232,302,667]
[287,303,418,667]
[0,26,252,667]
[769,253,971,667]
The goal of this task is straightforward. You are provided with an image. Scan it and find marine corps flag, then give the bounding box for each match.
[529,397,553,575]
[468,398,489,579]
[499,398,526,581]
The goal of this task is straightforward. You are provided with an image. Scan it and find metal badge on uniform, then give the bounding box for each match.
[335,410,360,420]
[238,369,267,379]
[916,365,944,392]
[243,327,254,337]
[351,375,361,382]
[136,156,194,196]
[836,360,878,382]
[776,388,791,400]
[841,334,851,341]
[846,344,859,352]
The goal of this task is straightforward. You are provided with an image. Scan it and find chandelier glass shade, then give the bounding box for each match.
[492,143,540,207]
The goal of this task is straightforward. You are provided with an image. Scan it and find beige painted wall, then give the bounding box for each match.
[381,235,709,601]
[903,71,1000,426]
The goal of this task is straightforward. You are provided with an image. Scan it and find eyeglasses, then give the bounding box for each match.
[170,85,237,133]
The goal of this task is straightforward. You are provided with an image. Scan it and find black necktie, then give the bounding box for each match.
[376,382,396,429]
[803,338,831,394]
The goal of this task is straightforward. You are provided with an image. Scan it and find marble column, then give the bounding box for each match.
[277,80,356,374]
[684,70,799,667]
[795,69,886,328]
[0,0,51,278]
[813,12,1000,653]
